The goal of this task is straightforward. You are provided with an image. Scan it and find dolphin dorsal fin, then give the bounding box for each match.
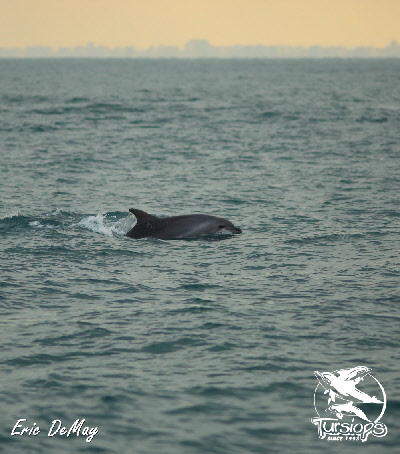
[129,208,156,225]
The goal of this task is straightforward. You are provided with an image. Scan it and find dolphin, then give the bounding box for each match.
[326,402,370,422]
[126,208,242,240]
[314,370,383,404]
[334,366,371,384]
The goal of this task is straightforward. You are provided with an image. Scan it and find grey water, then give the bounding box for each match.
[0,59,400,453]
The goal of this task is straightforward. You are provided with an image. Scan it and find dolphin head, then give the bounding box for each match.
[353,366,371,375]
[325,405,346,419]
[214,217,242,235]
[326,405,339,415]
[334,366,372,381]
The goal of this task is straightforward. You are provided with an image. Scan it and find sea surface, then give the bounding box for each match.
[0,59,399,453]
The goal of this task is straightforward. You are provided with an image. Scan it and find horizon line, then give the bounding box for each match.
[1,39,399,50]
[1,40,399,59]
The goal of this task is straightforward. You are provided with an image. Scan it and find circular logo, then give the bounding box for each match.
[313,367,386,423]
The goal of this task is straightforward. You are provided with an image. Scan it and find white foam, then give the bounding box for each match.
[76,214,134,237]
[46,209,62,216]
[77,214,113,236]
[111,217,134,235]
[1,211,22,219]
[29,221,56,229]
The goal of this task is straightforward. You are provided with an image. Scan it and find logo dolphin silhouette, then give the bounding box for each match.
[314,367,383,404]
[326,402,371,422]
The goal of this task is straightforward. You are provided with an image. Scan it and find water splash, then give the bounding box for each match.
[1,211,22,219]
[76,213,133,237]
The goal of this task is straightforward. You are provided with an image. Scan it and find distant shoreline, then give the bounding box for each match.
[1,39,399,59]
[1,57,400,60]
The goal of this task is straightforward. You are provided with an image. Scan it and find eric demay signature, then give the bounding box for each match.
[11,418,98,443]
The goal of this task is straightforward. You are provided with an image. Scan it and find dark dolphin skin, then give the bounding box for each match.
[126,208,242,240]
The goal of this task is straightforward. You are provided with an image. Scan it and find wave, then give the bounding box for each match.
[0,210,134,237]
[30,102,146,116]
[286,230,391,245]
[1,94,49,104]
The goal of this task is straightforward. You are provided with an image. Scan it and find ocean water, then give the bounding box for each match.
[0,59,400,453]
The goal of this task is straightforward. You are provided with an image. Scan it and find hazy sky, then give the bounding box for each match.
[1,0,399,48]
